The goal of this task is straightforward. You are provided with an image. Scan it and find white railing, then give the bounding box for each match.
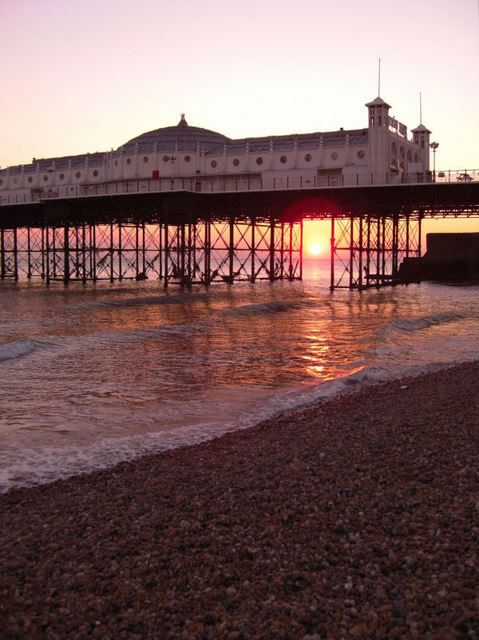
[1,169,478,206]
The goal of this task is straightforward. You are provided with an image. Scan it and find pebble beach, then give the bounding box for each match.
[1,361,479,639]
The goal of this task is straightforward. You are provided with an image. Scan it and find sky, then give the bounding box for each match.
[1,0,478,170]
[1,0,478,254]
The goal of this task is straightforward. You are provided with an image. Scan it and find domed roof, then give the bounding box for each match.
[120,114,231,153]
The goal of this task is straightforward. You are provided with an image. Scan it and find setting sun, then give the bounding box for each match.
[308,243,322,256]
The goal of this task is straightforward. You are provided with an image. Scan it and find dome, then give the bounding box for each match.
[120,114,230,153]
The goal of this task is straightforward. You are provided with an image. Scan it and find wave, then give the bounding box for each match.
[73,292,204,311]
[222,298,317,317]
[0,339,36,362]
[0,359,445,495]
[384,312,464,333]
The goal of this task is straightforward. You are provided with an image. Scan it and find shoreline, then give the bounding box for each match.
[2,361,479,638]
[0,359,467,497]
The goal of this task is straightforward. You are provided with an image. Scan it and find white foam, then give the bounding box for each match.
[0,361,441,495]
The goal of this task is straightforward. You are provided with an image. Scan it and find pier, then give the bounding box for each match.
[1,179,479,290]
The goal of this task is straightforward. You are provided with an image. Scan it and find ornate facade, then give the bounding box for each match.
[0,96,431,204]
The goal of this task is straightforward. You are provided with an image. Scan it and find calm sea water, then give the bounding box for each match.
[1,259,479,493]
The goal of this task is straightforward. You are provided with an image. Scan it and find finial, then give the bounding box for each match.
[178,113,188,127]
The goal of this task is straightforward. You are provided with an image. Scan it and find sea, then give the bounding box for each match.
[1,258,479,494]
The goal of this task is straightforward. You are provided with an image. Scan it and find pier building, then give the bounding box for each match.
[0,96,430,204]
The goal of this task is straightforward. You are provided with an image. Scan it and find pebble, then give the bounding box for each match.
[1,362,479,639]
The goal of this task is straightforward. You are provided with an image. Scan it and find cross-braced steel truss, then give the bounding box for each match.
[0,217,303,287]
[330,213,422,290]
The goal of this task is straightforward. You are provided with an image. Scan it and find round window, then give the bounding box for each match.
[357,150,365,159]
[280,155,287,164]
[233,159,240,167]
[143,156,149,163]
[126,158,132,165]
[28,176,33,183]
[256,157,263,165]
[43,175,48,182]
[76,171,81,179]
[93,169,99,177]
[331,152,338,161]
[163,155,169,162]
[211,160,217,168]
[184,155,191,162]
[305,153,312,162]
[59,173,64,180]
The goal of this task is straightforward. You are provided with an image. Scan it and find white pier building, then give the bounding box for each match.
[0,96,431,205]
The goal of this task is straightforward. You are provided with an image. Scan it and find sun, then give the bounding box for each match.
[308,243,322,256]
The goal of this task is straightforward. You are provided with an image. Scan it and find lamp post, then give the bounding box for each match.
[430,141,439,182]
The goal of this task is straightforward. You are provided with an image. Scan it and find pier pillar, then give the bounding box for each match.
[329,213,421,290]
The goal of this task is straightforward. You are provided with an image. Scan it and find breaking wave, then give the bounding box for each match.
[0,339,36,362]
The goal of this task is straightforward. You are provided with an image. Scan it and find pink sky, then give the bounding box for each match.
[1,0,478,171]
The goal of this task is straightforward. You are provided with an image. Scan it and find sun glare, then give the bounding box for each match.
[308,243,322,256]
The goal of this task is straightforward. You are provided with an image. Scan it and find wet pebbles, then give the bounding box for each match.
[1,362,479,639]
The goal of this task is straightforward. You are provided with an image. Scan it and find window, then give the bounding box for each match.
[256,157,263,165]
[280,155,287,164]
[392,142,397,156]
[76,171,81,179]
[59,173,64,180]
[43,175,48,182]
[163,155,169,162]
[357,150,365,159]
[126,158,132,164]
[233,158,240,167]
[184,155,191,162]
[93,170,99,177]
[331,152,338,161]
[211,160,217,168]
[407,150,412,163]
[304,153,312,162]
[28,176,33,183]
[143,156,149,163]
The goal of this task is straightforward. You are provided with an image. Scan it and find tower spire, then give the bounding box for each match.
[378,58,381,97]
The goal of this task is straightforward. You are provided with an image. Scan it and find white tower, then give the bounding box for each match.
[366,96,391,183]
[411,124,431,172]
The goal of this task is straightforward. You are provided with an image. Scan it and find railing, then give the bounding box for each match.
[1,169,478,206]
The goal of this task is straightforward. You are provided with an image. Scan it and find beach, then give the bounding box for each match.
[1,361,478,639]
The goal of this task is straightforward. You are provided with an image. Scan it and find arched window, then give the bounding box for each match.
[392,142,397,156]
